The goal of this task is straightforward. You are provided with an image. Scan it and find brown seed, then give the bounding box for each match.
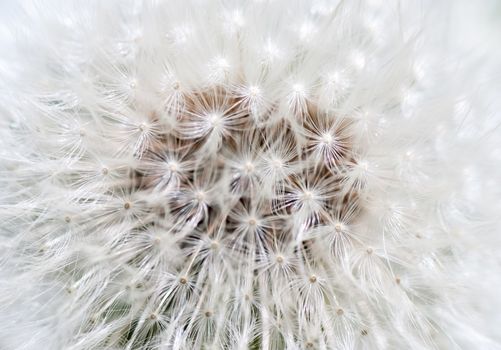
[124,202,131,210]
[336,308,344,316]
[309,275,317,283]
[179,277,187,284]
[361,329,368,336]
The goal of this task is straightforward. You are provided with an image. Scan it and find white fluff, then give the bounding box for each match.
[0,1,500,349]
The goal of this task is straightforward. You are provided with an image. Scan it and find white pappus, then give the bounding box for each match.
[0,0,501,349]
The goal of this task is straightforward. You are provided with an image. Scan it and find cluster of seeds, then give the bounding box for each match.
[2,1,499,349]
[92,83,368,348]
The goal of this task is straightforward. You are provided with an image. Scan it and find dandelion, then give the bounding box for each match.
[0,1,500,350]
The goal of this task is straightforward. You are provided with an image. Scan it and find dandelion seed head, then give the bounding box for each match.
[0,1,500,349]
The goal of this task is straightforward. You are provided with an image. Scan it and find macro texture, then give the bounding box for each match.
[1,1,501,349]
